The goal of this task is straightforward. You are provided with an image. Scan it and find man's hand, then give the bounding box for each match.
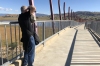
[28,5,36,15]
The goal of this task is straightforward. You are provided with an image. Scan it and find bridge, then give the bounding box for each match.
[0,20,100,66]
[0,0,100,66]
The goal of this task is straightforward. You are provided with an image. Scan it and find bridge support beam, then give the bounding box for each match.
[68,7,71,28]
[58,0,62,20]
[58,0,62,30]
[49,0,55,34]
[68,7,70,20]
[73,11,75,20]
[63,2,66,20]
[29,0,34,5]
[71,9,72,20]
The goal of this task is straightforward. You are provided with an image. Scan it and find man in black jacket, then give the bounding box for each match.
[18,6,36,66]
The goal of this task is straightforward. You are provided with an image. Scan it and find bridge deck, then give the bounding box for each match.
[34,25,100,66]
[71,25,100,66]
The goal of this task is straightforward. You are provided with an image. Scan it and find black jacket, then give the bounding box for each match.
[18,11,33,42]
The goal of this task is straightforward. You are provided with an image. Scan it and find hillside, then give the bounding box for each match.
[0,11,100,21]
[0,13,48,17]
[0,13,49,21]
[75,11,100,20]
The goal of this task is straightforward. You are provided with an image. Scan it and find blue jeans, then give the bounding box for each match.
[22,36,35,66]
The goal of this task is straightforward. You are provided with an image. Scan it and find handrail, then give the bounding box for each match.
[87,21,100,38]
[0,20,73,25]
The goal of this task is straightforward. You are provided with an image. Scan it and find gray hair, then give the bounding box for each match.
[20,6,27,13]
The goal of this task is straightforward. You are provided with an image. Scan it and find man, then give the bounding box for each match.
[18,5,36,66]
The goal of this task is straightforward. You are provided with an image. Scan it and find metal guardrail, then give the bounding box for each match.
[0,20,80,66]
[86,21,100,36]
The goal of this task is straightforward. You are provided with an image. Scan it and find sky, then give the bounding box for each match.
[0,0,100,14]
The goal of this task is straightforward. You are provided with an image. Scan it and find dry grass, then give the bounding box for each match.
[0,25,55,44]
[0,24,58,60]
[0,17,18,21]
[0,25,21,45]
[0,25,21,60]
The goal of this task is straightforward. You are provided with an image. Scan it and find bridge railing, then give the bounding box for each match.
[0,20,80,66]
[87,21,100,37]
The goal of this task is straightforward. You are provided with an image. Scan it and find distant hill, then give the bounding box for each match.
[36,13,48,17]
[0,13,49,21]
[1,11,100,21]
[75,11,100,20]
[0,13,7,16]
[0,13,48,17]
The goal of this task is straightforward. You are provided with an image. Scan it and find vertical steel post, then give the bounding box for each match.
[10,24,13,58]
[49,0,55,34]
[58,0,62,30]
[68,7,71,27]
[19,26,21,58]
[58,0,62,20]
[4,25,8,61]
[15,24,17,56]
[49,0,54,20]
[0,34,3,65]
[68,7,70,20]
[71,9,72,20]
[29,0,33,5]
[73,11,75,20]
[42,22,45,45]
[63,2,66,20]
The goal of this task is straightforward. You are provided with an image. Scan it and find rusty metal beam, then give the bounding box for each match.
[73,12,75,20]
[58,0,62,20]
[49,0,55,34]
[68,7,70,20]
[58,0,62,30]
[73,11,74,20]
[29,0,34,5]
[71,9,72,20]
[63,2,66,20]
[49,0,54,20]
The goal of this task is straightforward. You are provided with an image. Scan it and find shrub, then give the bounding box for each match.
[9,42,17,50]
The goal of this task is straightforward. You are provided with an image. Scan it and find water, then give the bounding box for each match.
[0,21,60,28]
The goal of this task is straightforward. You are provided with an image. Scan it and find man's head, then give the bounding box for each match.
[20,6,28,13]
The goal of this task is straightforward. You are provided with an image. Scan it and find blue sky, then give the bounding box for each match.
[0,0,100,14]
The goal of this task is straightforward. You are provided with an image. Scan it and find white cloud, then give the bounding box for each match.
[5,8,13,11]
[5,8,9,11]
[0,7,13,11]
[9,8,13,11]
[0,7,4,10]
